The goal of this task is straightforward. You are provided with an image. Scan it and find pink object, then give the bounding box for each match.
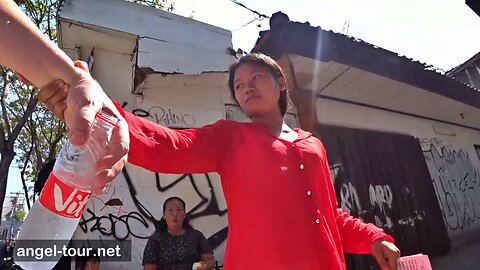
[397,253,433,270]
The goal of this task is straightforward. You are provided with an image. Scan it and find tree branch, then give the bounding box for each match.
[0,71,7,147]
[20,143,33,210]
[7,92,38,150]
[0,69,12,139]
[30,118,44,170]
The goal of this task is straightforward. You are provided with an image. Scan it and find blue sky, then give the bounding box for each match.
[6,0,480,201]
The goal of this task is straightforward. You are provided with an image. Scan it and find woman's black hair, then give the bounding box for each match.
[157,196,193,232]
[227,53,289,117]
[75,251,100,270]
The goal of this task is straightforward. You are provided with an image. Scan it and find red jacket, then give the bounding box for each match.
[120,108,394,270]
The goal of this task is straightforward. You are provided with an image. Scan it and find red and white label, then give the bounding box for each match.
[39,173,92,219]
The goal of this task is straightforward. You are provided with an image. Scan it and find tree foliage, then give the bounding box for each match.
[127,0,175,11]
[0,1,65,215]
[15,208,27,222]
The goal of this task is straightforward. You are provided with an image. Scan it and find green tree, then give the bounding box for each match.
[0,0,65,217]
[15,208,27,222]
[127,0,175,11]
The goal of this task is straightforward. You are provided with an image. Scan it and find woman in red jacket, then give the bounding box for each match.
[1,4,399,268]
[36,53,400,270]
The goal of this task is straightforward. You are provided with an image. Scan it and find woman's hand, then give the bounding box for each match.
[192,261,207,270]
[371,240,401,270]
[37,61,129,194]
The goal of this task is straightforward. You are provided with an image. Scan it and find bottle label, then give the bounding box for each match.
[39,173,92,219]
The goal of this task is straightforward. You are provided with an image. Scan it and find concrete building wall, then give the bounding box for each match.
[58,21,137,108]
[59,0,233,74]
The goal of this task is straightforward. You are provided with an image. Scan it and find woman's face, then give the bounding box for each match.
[163,199,186,230]
[233,63,285,118]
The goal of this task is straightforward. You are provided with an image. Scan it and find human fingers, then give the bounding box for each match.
[44,81,68,122]
[66,71,103,145]
[384,242,401,270]
[371,240,391,270]
[374,252,390,270]
[73,60,89,72]
[92,117,129,194]
[37,79,68,121]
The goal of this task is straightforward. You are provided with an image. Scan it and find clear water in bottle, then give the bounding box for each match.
[14,111,118,270]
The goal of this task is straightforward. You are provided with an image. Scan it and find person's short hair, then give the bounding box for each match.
[75,251,100,270]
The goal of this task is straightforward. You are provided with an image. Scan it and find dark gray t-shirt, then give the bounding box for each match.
[142,229,213,270]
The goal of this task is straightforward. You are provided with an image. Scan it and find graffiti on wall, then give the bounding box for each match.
[422,138,480,231]
[79,170,228,244]
[369,184,394,229]
[74,102,228,269]
[339,181,362,215]
[419,137,452,151]
[132,106,196,127]
[331,164,395,229]
[321,126,451,258]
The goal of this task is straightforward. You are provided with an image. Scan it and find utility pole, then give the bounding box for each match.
[8,192,23,242]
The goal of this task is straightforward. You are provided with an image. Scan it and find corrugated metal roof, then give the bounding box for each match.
[252,19,480,108]
[447,51,480,77]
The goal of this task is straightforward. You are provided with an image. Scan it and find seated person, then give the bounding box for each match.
[143,197,215,270]
[75,251,100,270]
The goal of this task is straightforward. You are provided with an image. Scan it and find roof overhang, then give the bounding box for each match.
[57,0,235,74]
[253,22,480,130]
[467,0,480,17]
[57,17,139,63]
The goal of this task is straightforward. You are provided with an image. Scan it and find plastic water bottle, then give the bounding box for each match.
[14,110,118,270]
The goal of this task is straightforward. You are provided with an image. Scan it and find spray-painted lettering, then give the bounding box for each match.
[369,184,394,229]
[423,144,480,231]
[340,182,362,214]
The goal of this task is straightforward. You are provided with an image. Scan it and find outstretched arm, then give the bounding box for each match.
[0,1,129,193]
[0,0,75,88]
